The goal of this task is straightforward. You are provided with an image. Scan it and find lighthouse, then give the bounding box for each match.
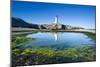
[54,16,58,24]
[48,15,62,30]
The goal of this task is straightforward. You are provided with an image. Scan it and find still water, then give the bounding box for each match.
[19,32,95,50]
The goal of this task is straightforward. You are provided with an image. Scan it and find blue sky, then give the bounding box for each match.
[12,1,96,29]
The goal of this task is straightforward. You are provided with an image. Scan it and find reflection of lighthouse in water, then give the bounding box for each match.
[52,32,58,41]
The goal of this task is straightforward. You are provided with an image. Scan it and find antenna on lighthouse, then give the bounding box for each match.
[54,16,58,24]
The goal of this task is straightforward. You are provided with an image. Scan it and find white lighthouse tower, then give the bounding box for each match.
[54,16,58,24]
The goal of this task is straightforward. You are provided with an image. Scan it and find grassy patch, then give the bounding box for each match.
[13,47,96,60]
[12,46,96,66]
[82,32,96,40]
[12,36,33,49]
[12,36,96,66]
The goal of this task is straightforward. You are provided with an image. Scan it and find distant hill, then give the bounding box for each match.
[12,17,39,29]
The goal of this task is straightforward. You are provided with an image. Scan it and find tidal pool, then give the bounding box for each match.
[18,32,96,50]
